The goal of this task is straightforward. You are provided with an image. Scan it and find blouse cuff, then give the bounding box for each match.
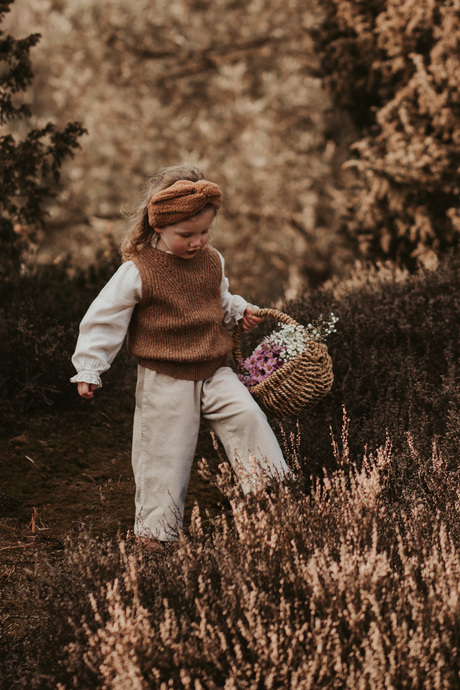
[223,296,249,329]
[233,301,260,325]
[70,372,103,388]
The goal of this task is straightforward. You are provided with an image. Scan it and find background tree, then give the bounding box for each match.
[0,0,85,287]
[318,0,460,267]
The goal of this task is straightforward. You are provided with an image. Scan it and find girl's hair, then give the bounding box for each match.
[121,164,211,261]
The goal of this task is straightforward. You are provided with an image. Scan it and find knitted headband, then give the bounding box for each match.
[147,179,223,228]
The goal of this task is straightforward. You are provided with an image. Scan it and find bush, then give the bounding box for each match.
[4,441,460,688]
[0,0,86,282]
[2,256,460,688]
[0,235,127,418]
[285,253,460,470]
[318,0,460,266]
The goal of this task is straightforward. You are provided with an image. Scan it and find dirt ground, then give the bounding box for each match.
[0,392,223,651]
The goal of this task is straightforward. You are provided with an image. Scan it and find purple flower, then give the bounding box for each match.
[237,337,288,390]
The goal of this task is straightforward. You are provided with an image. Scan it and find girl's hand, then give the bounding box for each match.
[77,382,97,399]
[242,306,264,332]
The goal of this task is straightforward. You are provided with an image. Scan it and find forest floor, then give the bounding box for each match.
[0,392,222,652]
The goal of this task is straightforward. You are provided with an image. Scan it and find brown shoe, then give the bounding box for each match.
[134,536,165,553]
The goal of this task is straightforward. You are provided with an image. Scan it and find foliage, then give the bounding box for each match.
[3,435,460,687]
[1,256,460,688]
[6,0,459,296]
[318,0,460,267]
[0,0,86,281]
[0,232,124,417]
[286,254,460,473]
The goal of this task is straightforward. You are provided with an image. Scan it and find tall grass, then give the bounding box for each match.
[1,255,459,688]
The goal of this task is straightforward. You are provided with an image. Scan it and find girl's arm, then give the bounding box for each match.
[70,261,142,391]
[217,251,259,329]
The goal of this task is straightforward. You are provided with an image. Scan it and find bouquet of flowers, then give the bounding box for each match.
[236,313,338,388]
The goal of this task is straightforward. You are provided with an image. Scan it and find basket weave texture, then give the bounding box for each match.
[233,308,334,418]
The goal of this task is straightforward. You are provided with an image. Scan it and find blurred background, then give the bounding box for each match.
[1,0,459,413]
[3,0,459,304]
[3,0,357,304]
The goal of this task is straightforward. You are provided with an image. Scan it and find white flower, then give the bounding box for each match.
[263,313,338,363]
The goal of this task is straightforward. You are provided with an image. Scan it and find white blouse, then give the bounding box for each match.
[70,250,248,387]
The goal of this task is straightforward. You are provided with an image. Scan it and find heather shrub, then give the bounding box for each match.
[284,253,460,470]
[6,437,460,688]
[2,256,460,688]
[318,0,460,266]
[0,235,128,417]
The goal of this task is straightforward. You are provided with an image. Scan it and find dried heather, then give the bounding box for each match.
[10,416,459,688]
[2,257,460,689]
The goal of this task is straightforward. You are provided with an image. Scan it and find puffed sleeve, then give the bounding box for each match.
[216,250,252,329]
[70,261,142,387]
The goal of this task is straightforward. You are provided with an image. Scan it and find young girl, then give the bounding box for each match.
[71,164,289,550]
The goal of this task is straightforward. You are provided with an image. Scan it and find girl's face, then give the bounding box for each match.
[155,208,215,260]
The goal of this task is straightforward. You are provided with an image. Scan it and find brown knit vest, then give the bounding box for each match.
[127,245,234,380]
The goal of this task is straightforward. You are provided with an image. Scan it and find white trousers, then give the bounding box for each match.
[132,365,290,540]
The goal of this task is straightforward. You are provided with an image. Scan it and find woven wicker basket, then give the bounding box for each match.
[233,308,334,418]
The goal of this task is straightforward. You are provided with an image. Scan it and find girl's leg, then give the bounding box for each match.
[132,366,201,541]
[201,367,290,493]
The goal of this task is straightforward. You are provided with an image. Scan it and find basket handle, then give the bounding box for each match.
[232,308,301,363]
